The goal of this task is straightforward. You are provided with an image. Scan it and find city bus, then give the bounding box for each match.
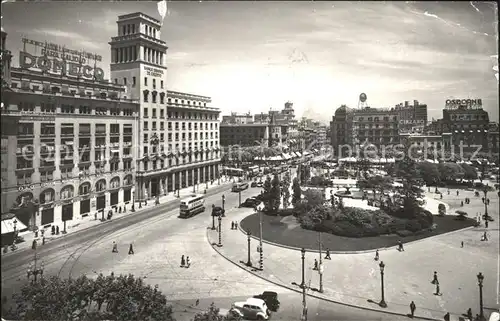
[247,165,259,177]
[179,194,206,218]
[224,167,245,177]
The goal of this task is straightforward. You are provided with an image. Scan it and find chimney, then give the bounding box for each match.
[404,101,409,107]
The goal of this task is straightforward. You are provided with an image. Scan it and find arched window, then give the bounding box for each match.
[79,182,91,195]
[40,189,55,204]
[95,179,106,192]
[110,177,120,189]
[16,192,34,205]
[124,175,133,186]
[60,185,74,200]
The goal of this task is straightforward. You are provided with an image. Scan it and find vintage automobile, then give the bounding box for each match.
[230,298,270,320]
[253,291,280,312]
[240,197,262,208]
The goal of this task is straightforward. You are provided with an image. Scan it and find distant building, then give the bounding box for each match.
[395,100,427,134]
[222,112,253,124]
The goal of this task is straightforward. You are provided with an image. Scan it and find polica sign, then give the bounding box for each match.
[19,51,105,81]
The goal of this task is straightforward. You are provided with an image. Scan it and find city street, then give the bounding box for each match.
[171,293,410,321]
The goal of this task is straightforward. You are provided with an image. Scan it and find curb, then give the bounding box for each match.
[205,228,441,321]
[238,214,477,254]
[2,183,232,257]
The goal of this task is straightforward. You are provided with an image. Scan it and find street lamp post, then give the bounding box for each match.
[379,261,387,308]
[222,194,225,215]
[27,253,44,283]
[246,230,252,267]
[483,186,489,221]
[259,209,263,270]
[238,190,242,207]
[318,232,323,293]
[218,215,222,247]
[477,272,485,321]
[300,247,307,321]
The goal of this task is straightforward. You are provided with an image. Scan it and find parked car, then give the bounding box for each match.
[231,298,270,320]
[241,197,262,208]
[253,291,280,312]
[251,181,258,187]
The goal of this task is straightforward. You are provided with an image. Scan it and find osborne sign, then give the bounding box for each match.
[445,99,482,109]
[19,38,105,81]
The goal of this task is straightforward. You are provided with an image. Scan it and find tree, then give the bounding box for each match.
[282,172,291,209]
[269,174,281,211]
[417,162,441,186]
[193,302,241,321]
[4,274,173,321]
[394,144,424,218]
[438,162,465,182]
[262,175,272,211]
[459,163,478,181]
[292,177,301,205]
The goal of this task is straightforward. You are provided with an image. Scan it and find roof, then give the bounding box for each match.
[245,298,266,306]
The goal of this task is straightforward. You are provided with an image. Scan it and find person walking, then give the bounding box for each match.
[313,259,318,270]
[461,200,464,207]
[235,221,238,229]
[112,241,118,253]
[456,190,459,196]
[186,256,190,268]
[435,283,441,296]
[431,271,438,284]
[325,249,331,260]
[398,240,405,251]
[128,243,134,255]
[181,255,186,267]
[374,249,379,261]
[461,241,464,248]
[466,308,472,321]
[231,221,235,230]
[409,301,416,318]
[482,197,485,204]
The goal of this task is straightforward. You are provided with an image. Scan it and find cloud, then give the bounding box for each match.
[33,28,101,49]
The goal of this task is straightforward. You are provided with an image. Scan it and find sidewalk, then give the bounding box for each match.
[3,177,234,256]
[207,189,499,321]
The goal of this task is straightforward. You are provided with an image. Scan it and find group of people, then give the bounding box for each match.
[181,255,191,268]
[230,221,239,230]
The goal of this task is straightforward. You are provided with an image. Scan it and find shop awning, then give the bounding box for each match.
[1,217,28,234]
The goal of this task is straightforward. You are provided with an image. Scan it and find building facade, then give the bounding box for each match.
[1,65,139,229]
[1,12,221,229]
[109,12,221,203]
[395,100,427,134]
[222,112,252,124]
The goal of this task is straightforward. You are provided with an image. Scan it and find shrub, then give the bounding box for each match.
[438,203,446,216]
[405,220,422,232]
[396,230,414,237]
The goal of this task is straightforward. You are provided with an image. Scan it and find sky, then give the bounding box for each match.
[2,1,499,123]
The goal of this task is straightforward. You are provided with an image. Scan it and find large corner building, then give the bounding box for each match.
[0,12,221,231]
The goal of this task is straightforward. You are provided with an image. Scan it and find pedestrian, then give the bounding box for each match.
[374,249,379,261]
[51,226,55,235]
[485,220,489,228]
[461,200,464,207]
[444,312,450,321]
[325,249,331,260]
[42,236,45,245]
[410,301,416,318]
[231,221,235,230]
[457,190,459,196]
[235,221,238,229]
[112,241,118,253]
[431,271,438,284]
[181,255,186,267]
[461,241,464,248]
[487,198,490,205]
[195,299,200,306]
[56,226,60,235]
[398,240,405,252]
[128,243,134,255]
[32,239,37,250]
[435,283,441,296]
[313,259,318,270]
[186,256,190,267]
[481,231,488,241]
[482,197,485,203]
[440,194,443,199]
[466,308,472,320]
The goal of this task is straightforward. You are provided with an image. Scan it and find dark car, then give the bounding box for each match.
[253,291,280,312]
[251,181,258,187]
[241,197,261,208]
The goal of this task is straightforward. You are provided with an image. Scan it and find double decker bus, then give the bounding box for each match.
[223,167,245,177]
[247,165,259,177]
[179,194,206,218]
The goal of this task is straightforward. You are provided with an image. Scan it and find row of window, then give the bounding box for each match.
[145,121,218,131]
[16,101,135,116]
[356,116,398,122]
[140,154,219,172]
[144,132,218,142]
[13,83,125,100]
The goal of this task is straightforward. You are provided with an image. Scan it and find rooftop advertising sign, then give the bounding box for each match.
[445,99,482,109]
[19,38,105,81]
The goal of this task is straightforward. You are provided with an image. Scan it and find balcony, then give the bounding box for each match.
[61,131,74,137]
[95,131,107,137]
[17,131,34,138]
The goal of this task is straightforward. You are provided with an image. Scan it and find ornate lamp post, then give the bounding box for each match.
[218,215,222,247]
[379,261,387,308]
[221,194,225,214]
[246,230,252,267]
[27,253,44,283]
[300,247,307,321]
[477,272,485,321]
